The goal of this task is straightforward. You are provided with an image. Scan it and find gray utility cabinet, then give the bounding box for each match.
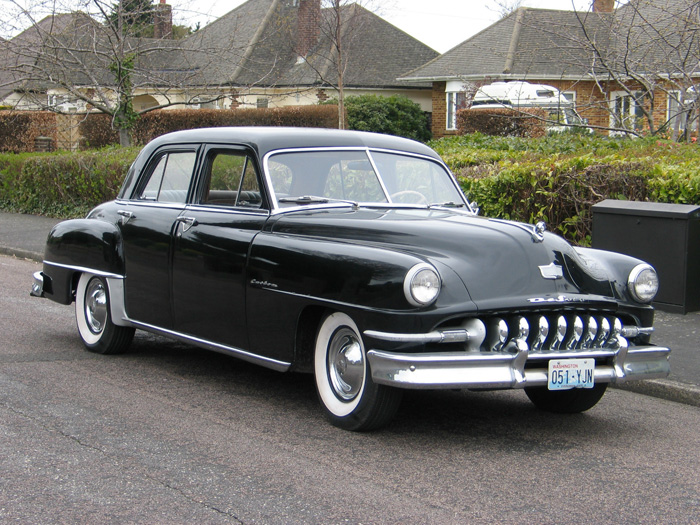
[592,199,700,314]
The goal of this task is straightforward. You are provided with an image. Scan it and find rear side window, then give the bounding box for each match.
[139,151,197,203]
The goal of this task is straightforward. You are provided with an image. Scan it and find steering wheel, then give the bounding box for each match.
[390,190,428,204]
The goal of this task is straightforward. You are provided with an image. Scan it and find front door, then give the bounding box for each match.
[171,146,269,351]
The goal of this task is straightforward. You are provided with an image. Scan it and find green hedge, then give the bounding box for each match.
[431,133,700,244]
[0,147,138,217]
[2,132,700,246]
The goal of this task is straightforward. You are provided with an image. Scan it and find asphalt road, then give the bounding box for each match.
[2,255,700,524]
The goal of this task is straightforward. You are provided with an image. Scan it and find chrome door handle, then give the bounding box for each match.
[176,216,198,233]
[117,210,134,224]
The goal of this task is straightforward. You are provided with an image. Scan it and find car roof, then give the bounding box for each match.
[141,127,440,160]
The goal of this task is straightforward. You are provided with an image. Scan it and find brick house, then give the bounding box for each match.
[399,0,700,138]
[0,0,438,116]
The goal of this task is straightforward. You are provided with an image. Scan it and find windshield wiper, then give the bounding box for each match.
[278,195,359,208]
[428,201,466,209]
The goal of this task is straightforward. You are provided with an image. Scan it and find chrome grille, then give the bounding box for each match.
[464,313,627,353]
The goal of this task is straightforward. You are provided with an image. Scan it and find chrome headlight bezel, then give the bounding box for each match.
[404,263,441,307]
[628,264,659,304]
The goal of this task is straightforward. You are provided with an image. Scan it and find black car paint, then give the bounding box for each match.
[40,127,656,371]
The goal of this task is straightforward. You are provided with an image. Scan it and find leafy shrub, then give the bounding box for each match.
[0,147,138,217]
[79,106,340,147]
[79,114,119,149]
[431,134,700,245]
[457,108,547,138]
[0,112,57,153]
[343,94,431,142]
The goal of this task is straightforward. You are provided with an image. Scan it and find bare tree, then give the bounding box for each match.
[291,0,378,129]
[550,0,700,138]
[0,0,253,146]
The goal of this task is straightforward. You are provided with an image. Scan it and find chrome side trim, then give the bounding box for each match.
[129,320,292,372]
[366,345,671,390]
[365,329,469,344]
[43,260,124,280]
[105,277,131,327]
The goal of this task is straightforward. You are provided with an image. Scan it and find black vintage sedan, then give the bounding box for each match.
[31,127,670,430]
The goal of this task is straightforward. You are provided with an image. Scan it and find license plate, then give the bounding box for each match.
[548,359,595,390]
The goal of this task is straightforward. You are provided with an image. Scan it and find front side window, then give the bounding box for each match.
[139,151,197,203]
[201,150,262,208]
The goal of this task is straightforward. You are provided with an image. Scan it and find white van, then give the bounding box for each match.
[470,81,588,131]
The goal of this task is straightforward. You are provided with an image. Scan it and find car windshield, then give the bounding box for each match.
[266,150,466,208]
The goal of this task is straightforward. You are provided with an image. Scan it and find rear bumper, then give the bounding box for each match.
[367,344,671,390]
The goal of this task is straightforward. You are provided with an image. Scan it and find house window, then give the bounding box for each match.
[446,91,467,130]
[667,90,699,133]
[610,91,644,131]
[562,91,576,104]
[256,97,269,109]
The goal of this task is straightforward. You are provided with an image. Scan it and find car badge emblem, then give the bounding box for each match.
[539,262,563,280]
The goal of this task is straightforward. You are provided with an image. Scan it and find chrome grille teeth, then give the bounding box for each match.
[475,314,627,353]
[551,316,567,350]
[516,317,529,341]
[582,316,598,349]
[567,316,584,350]
[488,318,509,352]
[594,317,611,347]
[532,316,549,351]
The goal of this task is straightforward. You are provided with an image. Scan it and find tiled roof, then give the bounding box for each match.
[401,0,699,82]
[2,0,438,95]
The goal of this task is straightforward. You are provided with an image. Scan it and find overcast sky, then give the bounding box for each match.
[170,0,595,53]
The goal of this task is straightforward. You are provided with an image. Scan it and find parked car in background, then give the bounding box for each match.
[472,81,590,132]
[31,127,670,430]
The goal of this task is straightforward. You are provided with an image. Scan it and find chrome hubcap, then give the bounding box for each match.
[327,328,365,401]
[85,279,107,335]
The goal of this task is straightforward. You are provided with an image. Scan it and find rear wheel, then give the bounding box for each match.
[314,312,402,431]
[525,383,608,413]
[75,274,134,355]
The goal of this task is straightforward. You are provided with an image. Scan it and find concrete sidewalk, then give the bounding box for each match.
[1,210,698,407]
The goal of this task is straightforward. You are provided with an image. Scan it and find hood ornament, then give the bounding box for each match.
[489,219,547,242]
[533,221,546,242]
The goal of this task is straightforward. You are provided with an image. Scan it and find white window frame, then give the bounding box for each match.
[609,90,644,131]
[667,90,699,133]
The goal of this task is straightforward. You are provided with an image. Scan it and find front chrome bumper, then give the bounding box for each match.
[30,271,44,297]
[366,345,671,390]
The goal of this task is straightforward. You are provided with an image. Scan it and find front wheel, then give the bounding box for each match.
[525,383,608,413]
[314,312,402,431]
[75,273,134,355]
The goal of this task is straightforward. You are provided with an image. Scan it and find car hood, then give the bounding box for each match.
[270,207,618,311]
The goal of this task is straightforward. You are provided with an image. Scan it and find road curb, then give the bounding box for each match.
[0,245,43,263]
[614,379,700,408]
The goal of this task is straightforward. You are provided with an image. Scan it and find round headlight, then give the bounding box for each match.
[628,264,659,303]
[404,263,441,307]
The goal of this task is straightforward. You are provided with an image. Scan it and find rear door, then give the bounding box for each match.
[118,146,199,328]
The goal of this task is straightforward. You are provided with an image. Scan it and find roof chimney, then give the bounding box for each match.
[296,0,321,58]
[593,0,615,13]
[154,0,172,39]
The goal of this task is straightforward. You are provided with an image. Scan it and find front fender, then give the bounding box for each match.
[41,219,124,304]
